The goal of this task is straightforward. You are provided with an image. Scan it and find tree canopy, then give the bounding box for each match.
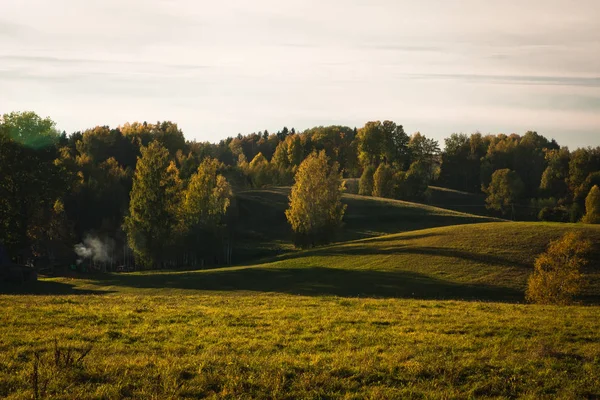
[2,110,600,269]
[285,151,346,248]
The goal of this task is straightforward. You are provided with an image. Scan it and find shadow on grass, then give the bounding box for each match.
[271,243,528,270]
[357,231,444,244]
[0,279,107,295]
[88,266,524,302]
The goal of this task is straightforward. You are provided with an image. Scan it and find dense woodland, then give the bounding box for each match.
[1,111,599,269]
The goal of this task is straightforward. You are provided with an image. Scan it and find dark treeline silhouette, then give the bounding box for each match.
[1,111,599,271]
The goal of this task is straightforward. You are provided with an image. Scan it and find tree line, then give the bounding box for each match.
[1,111,599,269]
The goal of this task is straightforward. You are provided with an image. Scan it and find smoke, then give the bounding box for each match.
[74,235,116,264]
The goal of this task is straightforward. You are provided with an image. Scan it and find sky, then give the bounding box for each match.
[1,0,599,148]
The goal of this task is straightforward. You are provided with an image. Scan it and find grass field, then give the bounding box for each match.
[428,186,490,217]
[2,221,600,398]
[233,187,497,260]
[341,180,490,217]
[2,294,600,399]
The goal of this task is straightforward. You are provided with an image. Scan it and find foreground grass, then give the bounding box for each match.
[1,294,600,399]
[2,222,600,398]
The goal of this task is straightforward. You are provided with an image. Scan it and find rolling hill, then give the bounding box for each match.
[232,187,499,260]
[3,219,600,398]
[17,222,600,303]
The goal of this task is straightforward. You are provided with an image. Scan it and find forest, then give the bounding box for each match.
[1,111,599,270]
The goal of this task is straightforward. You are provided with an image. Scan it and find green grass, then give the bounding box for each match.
[342,180,490,216]
[233,187,497,260]
[2,221,600,398]
[1,294,600,399]
[428,186,490,216]
[11,222,599,302]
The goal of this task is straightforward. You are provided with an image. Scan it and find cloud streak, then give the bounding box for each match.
[408,74,600,88]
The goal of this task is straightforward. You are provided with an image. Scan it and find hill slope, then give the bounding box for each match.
[233,187,498,260]
[21,222,600,303]
[428,185,490,216]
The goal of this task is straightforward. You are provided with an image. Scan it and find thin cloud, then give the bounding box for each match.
[408,73,600,88]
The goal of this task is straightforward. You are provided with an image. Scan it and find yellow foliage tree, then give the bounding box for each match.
[249,152,271,187]
[181,158,232,229]
[526,232,592,305]
[285,151,346,248]
[582,185,600,224]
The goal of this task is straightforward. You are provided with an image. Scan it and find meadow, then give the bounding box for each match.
[2,218,600,398]
[2,294,600,399]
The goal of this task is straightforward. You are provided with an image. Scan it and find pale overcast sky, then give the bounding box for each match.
[1,0,599,147]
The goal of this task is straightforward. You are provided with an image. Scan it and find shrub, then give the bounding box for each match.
[526,232,592,305]
[538,206,569,222]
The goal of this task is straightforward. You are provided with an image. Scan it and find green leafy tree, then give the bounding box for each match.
[484,169,524,218]
[526,232,592,305]
[395,161,430,201]
[408,132,440,181]
[439,133,489,192]
[0,112,66,259]
[382,121,409,168]
[357,120,409,168]
[568,147,600,201]
[124,141,181,268]
[287,135,304,167]
[272,140,290,170]
[358,165,376,196]
[180,158,232,263]
[372,163,394,198]
[357,121,385,167]
[0,111,59,149]
[539,147,570,200]
[182,158,232,228]
[582,185,600,224]
[285,151,346,248]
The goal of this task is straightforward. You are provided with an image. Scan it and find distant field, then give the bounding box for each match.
[428,186,491,216]
[233,187,498,260]
[342,180,490,217]
[2,221,600,398]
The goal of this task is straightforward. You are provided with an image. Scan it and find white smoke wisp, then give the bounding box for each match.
[74,235,116,264]
[74,243,92,259]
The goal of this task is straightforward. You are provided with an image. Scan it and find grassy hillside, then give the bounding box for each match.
[428,185,491,216]
[2,222,600,398]
[11,222,600,303]
[342,180,490,216]
[232,187,498,260]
